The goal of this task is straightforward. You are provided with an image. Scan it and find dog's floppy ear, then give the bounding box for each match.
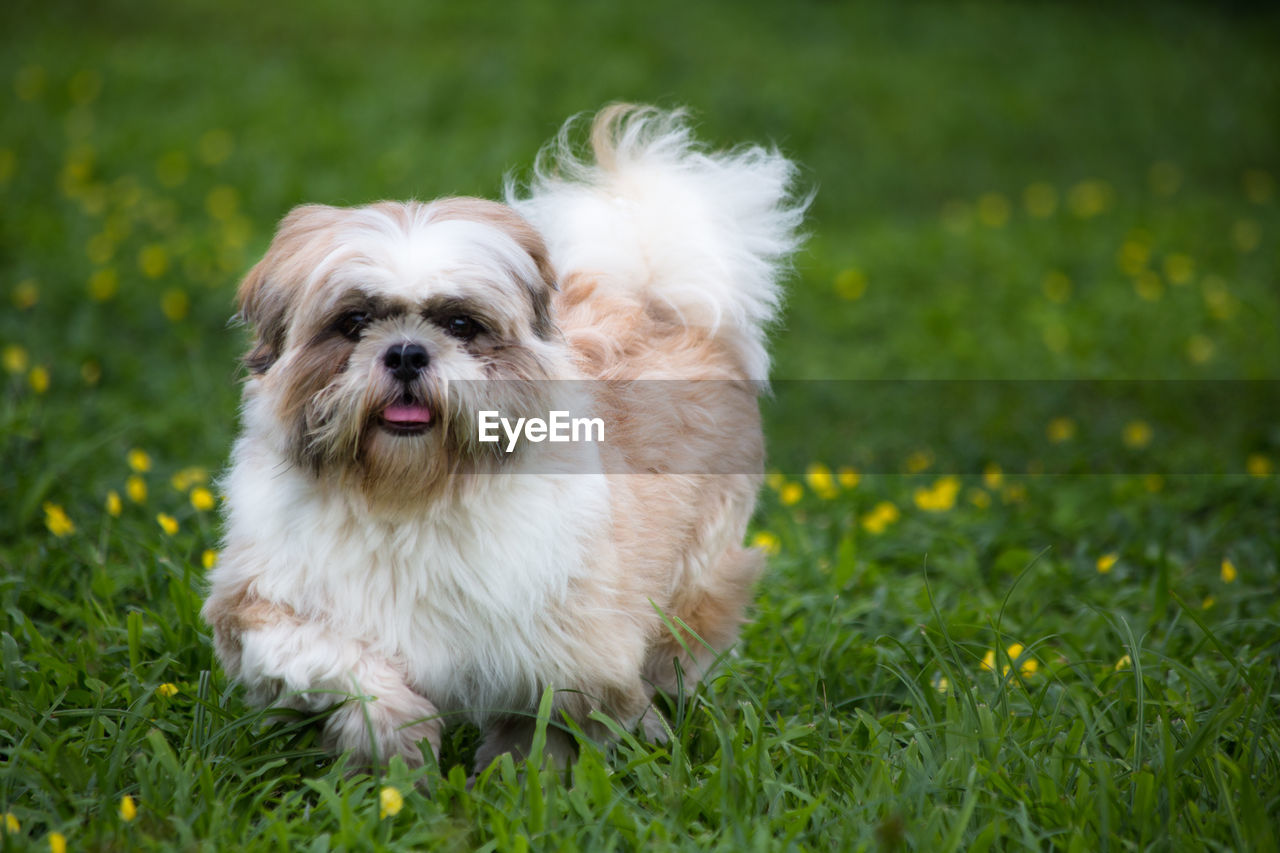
[237,204,346,374]
[487,202,559,340]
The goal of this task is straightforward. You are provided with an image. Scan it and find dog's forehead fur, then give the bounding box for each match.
[239,198,556,371]
[319,201,546,304]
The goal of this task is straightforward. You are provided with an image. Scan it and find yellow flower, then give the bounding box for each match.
[1114,654,1132,671]
[1233,219,1260,253]
[1117,240,1150,276]
[88,268,119,301]
[1041,271,1071,303]
[205,185,239,221]
[837,467,860,489]
[13,279,38,309]
[43,502,75,537]
[1096,553,1118,574]
[913,476,959,512]
[1123,420,1152,450]
[804,463,838,499]
[156,683,179,698]
[202,549,218,570]
[905,450,933,474]
[139,244,170,279]
[1186,334,1214,365]
[379,786,403,818]
[49,831,67,853]
[1246,453,1272,477]
[157,513,179,536]
[1006,644,1039,677]
[764,471,785,492]
[126,475,147,503]
[1201,276,1238,320]
[861,501,900,535]
[223,216,251,251]
[127,448,152,472]
[3,812,18,833]
[29,365,50,393]
[119,795,137,822]
[3,344,29,374]
[1243,169,1274,205]
[967,487,991,509]
[834,268,867,300]
[1067,179,1113,218]
[105,490,122,517]
[976,192,1011,228]
[161,288,189,322]
[198,129,235,166]
[984,644,1037,677]
[59,147,92,198]
[1046,417,1076,443]
[1133,270,1163,301]
[934,676,950,693]
[190,487,216,512]
[751,531,781,557]
[1163,253,1194,285]
[982,462,1003,490]
[779,482,803,506]
[1220,559,1237,584]
[171,466,209,491]
[1201,596,1215,610]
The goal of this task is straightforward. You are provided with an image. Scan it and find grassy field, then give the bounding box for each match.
[2,1,1279,850]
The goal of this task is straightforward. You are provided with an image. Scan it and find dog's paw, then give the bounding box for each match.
[323,688,443,771]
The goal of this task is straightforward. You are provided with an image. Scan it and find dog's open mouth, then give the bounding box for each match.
[380,399,433,435]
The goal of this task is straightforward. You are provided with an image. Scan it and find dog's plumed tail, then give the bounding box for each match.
[507,105,808,379]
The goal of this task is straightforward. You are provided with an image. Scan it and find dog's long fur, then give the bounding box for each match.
[202,105,806,770]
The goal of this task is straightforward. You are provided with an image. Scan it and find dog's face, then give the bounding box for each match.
[237,199,565,500]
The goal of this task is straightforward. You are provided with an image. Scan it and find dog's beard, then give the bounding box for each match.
[280,340,563,506]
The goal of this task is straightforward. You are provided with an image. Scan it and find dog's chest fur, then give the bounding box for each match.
[223,432,613,717]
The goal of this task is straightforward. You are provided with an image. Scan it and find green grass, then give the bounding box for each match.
[3,1,1279,849]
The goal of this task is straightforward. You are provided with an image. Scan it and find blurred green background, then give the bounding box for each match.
[3,3,1279,848]
[3,0,1278,505]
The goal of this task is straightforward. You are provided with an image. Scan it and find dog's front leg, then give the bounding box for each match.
[206,597,442,769]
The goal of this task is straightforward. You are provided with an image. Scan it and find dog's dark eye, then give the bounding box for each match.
[335,311,370,341]
[444,315,483,340]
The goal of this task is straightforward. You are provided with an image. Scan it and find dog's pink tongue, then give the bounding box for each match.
[383,403,432,424]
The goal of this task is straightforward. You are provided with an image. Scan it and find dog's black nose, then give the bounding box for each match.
[383,343,429,383]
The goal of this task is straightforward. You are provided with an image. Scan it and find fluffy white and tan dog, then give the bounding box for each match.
[202,105,806,772]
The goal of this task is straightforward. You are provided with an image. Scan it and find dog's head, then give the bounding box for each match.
[237,199,565,499]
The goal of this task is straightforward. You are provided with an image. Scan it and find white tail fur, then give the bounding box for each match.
[506,105,809,379]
